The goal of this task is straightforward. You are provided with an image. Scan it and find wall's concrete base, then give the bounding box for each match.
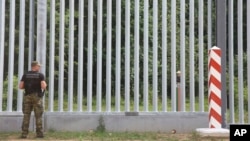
[195,128,229,140]
[196,128,229,137]
[0,112,34,132]
[0,112,209,133]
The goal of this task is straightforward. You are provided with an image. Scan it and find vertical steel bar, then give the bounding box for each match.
[189,0,195,112]
[0,0,6,111]
[17,0,25,112]
[115,0,121,112]
[58,0,65,112]
[68,0,74,112]
[37,0,47,110]
[125,0,130,112]
[207,0,212,51]
[238,0,244,123]
[28,0,35,70]
[87,0,93,112]
[78,0,84,112]
[7,0,15,112]
[37,0,47,74]
[134,0,140,112]
[106,0,112,112]
[153,0,158,112]
[247,0,250,123]
[48,0,55,112]
[217,0,228,127]
[162,0,167,112]
[171,0,176,112]
[96,0,102,112]
[198,0,204,112]
[228,0,235,123]
[180,0,185,111]
[143,0,149,112]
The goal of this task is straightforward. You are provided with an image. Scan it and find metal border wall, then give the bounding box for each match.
[0,0,250,132]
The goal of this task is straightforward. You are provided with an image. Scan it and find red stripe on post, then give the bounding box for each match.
[209,92,222,106]
[209,75,221,90]
[208,59,221,73]
[208,46,222,128]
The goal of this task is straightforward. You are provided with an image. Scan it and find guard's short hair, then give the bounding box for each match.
[31,61,41,67]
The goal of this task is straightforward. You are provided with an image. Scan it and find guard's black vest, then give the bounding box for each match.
[24,71,42,94]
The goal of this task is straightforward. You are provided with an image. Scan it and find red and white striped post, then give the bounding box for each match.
[208,46,222,128]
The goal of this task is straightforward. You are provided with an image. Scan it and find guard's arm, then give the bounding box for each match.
[41,81,47,90]
[19,81,25,89]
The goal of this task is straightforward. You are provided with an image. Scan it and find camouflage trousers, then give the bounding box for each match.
[22,93,44,136]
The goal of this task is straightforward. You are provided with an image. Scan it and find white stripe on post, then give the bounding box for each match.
[208,46,222,128]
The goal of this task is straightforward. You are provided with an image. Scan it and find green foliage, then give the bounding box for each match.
[2,1,249,108]
[231,77,249,110]
[2,75,19,111]
[226,52,249,111]
[20,1,208,97]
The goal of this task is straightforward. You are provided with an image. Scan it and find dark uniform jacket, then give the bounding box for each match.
[21,71,45,96]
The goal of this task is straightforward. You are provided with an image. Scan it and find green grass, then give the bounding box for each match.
[0,131,230,141]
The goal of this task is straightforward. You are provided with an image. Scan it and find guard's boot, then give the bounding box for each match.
[36,130,44,138]
[20,132,28,139]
